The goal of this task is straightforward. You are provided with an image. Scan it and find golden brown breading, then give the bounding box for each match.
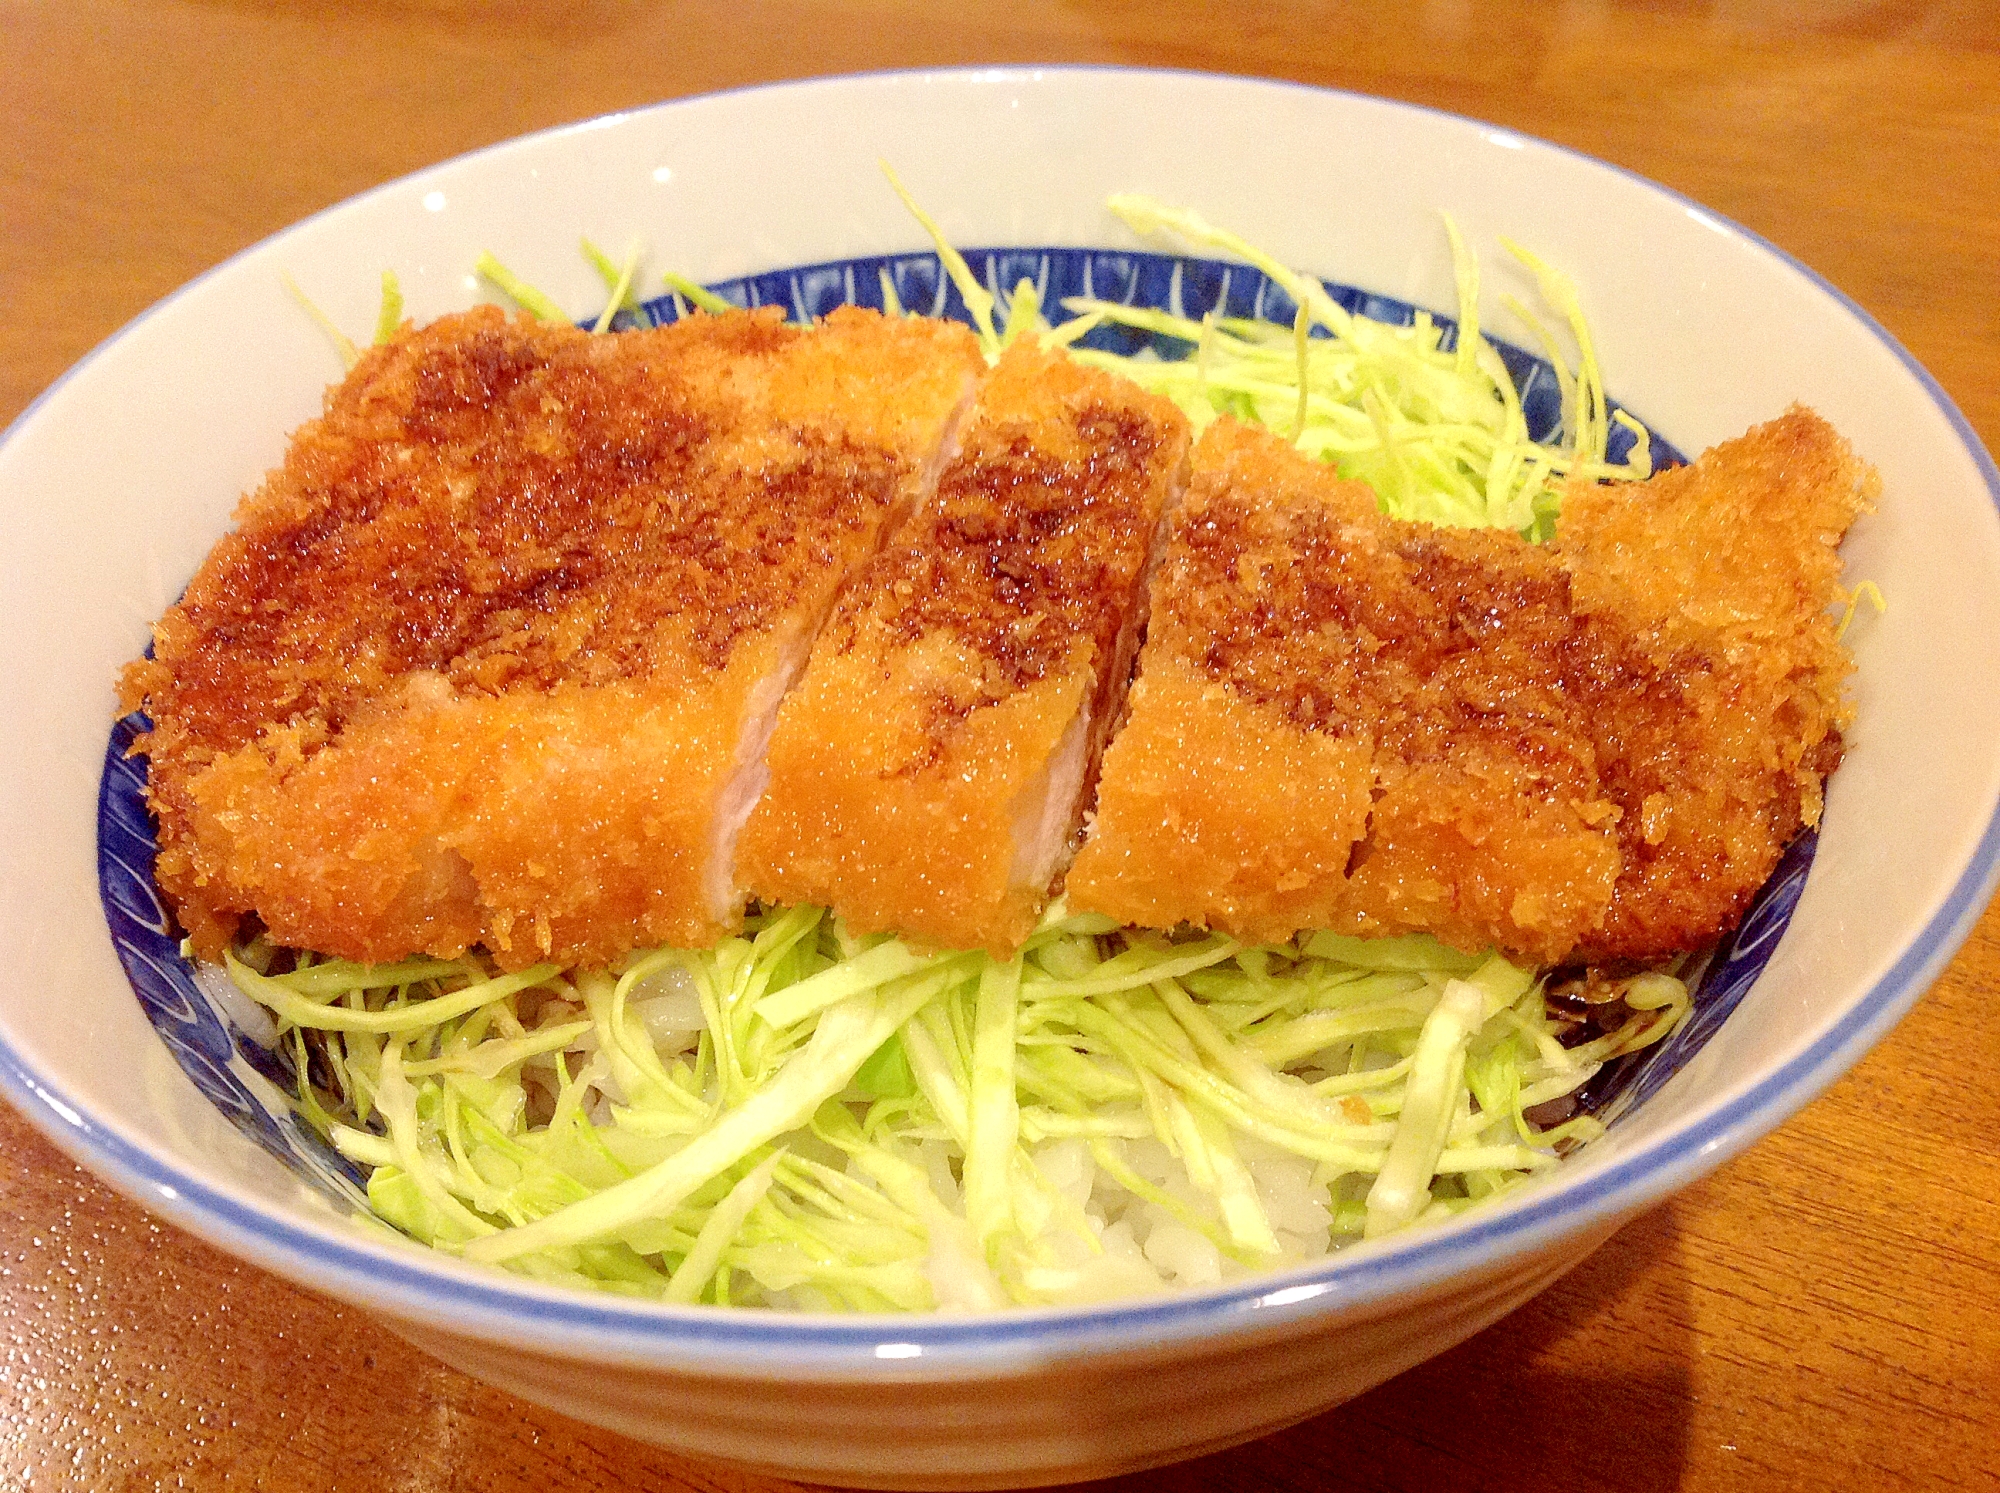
[736,341,1190,954]
[122,304,984,969]
[1068,409,1871,963]
[1554,405,1877,958]
[1068,420,1623,958]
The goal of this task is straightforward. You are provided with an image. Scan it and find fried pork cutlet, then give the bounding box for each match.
[121,305,984,970]
[1066,409,1873,964]
[1554,406,1877,959]
[736,341,1191,954]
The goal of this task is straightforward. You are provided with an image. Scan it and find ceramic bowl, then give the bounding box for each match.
[2,68,1997,1490]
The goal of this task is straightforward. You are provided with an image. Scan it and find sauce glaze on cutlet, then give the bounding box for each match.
[832,406,1169,767]
[1077,426,1624,957]
[136,308,912,757]
[124,304,987,967]
[128,297,1866,976]
[1552,405,1874,959]
[1070,411,1870,964]
[737,343,1190,954]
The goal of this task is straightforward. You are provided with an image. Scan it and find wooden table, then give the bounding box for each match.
[3,2,1996,1488]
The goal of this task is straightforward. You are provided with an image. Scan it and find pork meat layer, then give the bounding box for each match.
[736,340,1190,954]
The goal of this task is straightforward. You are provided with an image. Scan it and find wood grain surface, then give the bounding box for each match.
[3,2,1997,1489]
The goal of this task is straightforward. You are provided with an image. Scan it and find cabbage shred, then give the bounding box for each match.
[1047,197,1652,539]
[243,198,1691,1308]
[238,903,1684,1308]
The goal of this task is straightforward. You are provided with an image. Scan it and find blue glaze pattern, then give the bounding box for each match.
[617,247,1652,469]
[1582,827,1819,1122]
[99,714,369,1205]
[98,246,1781,1225]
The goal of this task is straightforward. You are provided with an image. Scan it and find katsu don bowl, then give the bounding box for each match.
[2,67,1998,1489]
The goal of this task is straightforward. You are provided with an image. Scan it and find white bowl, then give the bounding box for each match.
[3,68,1997,1489]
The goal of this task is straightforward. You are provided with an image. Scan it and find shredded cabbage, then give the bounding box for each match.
[245,192,1695,1309]
[241,901,1685,1308]
[473,251,565,323]
[881,191,1651,539]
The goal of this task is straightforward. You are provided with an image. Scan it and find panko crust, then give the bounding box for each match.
[1062,652,1377,943]
[126,289,1870,977]
[123,304,983,967]
[1069,410,1871,964]
[1554,404,1876,959]
[737,340,1191,954]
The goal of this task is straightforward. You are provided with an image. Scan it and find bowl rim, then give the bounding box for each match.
[4,63,1998,1377]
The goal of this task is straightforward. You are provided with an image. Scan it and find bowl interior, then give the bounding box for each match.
[4,69,1999,1369]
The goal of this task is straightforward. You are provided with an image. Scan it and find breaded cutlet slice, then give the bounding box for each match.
[736,341,1191,955]
[1071,411,1870,962]
[1553,405,1876,960]
[122,304,984,970]
[1067,419,1625,960]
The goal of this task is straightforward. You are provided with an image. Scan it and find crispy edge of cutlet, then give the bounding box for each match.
[1554,404,1875,960]
[174,676,748,968]
[121,304,986,967]
[737,340,1191,955]
[1068,419,1623,958]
